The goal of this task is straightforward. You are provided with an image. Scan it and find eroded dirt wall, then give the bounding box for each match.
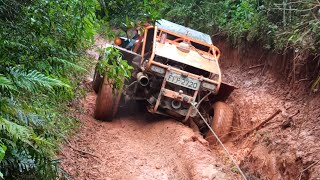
[213,37,320,93]
[214,38,320,180]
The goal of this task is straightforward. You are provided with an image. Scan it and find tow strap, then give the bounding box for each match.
[191,103,247,180]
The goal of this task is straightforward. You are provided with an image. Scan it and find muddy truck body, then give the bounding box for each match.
[93,19,236,143]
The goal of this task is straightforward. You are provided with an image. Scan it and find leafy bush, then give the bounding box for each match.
[98,0,163,25]
[97,0,164,40]
[96,47,133,92]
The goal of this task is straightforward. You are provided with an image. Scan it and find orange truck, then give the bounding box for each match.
[93,19,236,143]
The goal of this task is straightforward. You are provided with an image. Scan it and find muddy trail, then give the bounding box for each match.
[59,93,239,179]
[59,35,320,180]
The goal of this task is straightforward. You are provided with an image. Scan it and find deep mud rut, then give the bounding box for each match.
[59,93,238,179]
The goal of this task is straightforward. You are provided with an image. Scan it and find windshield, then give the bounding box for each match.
[156,30,215,57]
[156,19,212,45]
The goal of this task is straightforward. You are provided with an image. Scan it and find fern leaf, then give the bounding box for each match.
[32,135,54,149]
[0,75,16,92]
[16,110,44,128]
[0,117,32,144]
[51,57,87,72]
[9,67,70,92]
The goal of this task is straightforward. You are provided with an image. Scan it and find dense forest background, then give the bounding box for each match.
[162,0,320,90]
[0,0,319,179]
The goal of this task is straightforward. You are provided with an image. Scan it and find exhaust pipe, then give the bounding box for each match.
[137,72,149,86]
[171,100,181,109]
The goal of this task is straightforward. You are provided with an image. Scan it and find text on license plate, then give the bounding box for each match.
[166,72,200,90]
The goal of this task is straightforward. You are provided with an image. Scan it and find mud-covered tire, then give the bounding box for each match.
[94,76,122,121]
[206,102,234,144]
[92,68,103,94]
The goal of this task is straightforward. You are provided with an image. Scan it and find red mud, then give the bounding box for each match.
[219,47,320,180]
[59,93,239,180]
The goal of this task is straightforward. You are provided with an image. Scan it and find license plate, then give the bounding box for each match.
[166,72,200,90]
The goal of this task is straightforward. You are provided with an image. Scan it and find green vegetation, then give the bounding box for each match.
[162,0,320,90]
[100,0,163,25]
[96,47,133,92]
[0,0,96,178]
[97,0,164,39]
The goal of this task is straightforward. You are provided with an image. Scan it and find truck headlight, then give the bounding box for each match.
[150,65,165,74]
[202,82,217,91]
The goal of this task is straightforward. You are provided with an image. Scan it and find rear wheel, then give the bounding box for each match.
[205,102,234,144]
[94,76,122,121]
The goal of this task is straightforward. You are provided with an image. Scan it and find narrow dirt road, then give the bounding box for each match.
[60,35,320,180]
[59,92,239,179]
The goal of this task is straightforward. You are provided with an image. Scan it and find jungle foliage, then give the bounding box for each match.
[162,0,320,90]
[0,0,97,178]
[98,0,163,24]
[97,0,164,39]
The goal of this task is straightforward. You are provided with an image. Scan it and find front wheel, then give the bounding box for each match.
[205,102,234,144]
[94,76,122,121]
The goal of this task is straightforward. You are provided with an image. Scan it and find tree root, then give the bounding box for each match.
[236,109,282,141]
